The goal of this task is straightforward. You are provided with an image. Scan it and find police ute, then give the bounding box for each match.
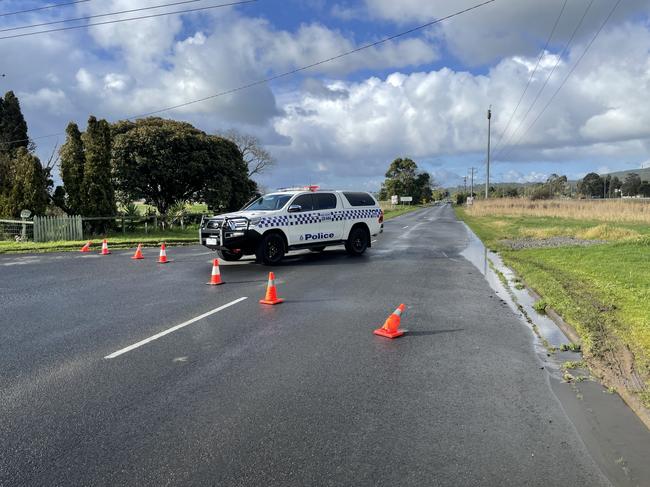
[199,186,384,265]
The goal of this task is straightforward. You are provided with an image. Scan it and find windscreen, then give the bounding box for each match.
[244,194,292,211]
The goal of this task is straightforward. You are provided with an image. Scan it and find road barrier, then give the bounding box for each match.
[131,244,144,260]
[260,272,283,305]
[100,239,111,255]
[157,243,169,264]
[207,259,223,286]
[373,304,406,339]
[80,240,92,252]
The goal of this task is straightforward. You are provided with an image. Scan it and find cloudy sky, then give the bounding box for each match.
[1,0,650,191]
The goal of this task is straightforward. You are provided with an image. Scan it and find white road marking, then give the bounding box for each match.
[402,225,409,229]
[371,239,377,243]
[104,297,248,359]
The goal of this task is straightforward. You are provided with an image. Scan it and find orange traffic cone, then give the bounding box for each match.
[206,258,223,285]
[80,241,92,253]
[131,243,144,260]
[373,304,406,339]
[259,272,283,305]
[157,243,169,263]
[100,239,111,255]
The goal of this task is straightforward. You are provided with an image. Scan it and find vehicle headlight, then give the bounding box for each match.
[227,218,248,230]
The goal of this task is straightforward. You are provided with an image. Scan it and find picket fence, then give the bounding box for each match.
[33,215,83,242]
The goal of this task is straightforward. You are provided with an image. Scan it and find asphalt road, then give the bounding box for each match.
[0,205,613,486]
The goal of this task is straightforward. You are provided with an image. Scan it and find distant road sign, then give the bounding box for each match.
[391,195,399,205]
[400,196,413,203]
[20,209,31,219]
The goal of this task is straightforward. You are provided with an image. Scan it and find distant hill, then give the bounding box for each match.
[603,167,650,181]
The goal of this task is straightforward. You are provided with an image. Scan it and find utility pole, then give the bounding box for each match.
[485,107,492,199]
[469,167,476,197]
[463,176,467,194]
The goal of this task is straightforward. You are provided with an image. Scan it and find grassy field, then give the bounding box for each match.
[457,201,650,406]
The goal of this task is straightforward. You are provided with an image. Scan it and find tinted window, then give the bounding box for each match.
[314,193,337,210]
[343,192,375,207]
[244,194,291,211]
[292,194,314,211]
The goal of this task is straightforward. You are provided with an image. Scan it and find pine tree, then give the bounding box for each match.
[59,122,85,214]
[0,91,29,155]
[7,148,48,216]
[82,116,115,219]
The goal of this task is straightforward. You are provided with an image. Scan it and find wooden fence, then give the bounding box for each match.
[33,215,83,242]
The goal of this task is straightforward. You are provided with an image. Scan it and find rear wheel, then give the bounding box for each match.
[255,233,285,265]
[345,226,369,256]
[217,249,243,261]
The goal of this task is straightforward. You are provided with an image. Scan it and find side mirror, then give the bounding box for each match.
[288,204,302,213]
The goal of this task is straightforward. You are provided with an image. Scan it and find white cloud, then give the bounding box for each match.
[363,0,650,65]
[5,0,650,190]
[75,68,95,92]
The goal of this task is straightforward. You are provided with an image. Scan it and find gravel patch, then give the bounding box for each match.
[501,237,607,250]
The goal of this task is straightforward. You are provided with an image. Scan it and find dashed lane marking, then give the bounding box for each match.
[104,297,248,359]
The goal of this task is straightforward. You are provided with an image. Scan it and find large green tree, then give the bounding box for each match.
[112,117,255,214]
[81,116,115,218]
[380,157,433,203]
[0,91,29,155]
[577,172,603,198]
[6,147,48,216]
[59,122,86,214]
[622,173,641,196]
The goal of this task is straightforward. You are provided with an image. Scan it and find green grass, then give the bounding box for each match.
[455,206,650,405]
[0,227,198,254]
[383,204,425,220]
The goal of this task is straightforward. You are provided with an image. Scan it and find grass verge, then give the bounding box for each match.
[0,229,198,254]
[456,205,650,407]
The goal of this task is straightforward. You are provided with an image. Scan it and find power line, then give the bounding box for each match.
[0,0,257,40]
[497,0,622,161]
[129,0,496,119]
[0,0,211,34]
[491,0,568,155]
[493,0,595,159]
[0,0,495,146]
[0,0,93,18]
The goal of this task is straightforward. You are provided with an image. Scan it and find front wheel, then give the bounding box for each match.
[345,227,369,256]
[217,249,243,261]
[255,233,286,265]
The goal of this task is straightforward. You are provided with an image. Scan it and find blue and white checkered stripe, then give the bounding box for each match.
[257,208,380,228]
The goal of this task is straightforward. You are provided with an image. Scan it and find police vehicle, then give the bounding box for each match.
[199,186,384,265]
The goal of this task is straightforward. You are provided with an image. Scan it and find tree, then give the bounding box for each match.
[639,181,650,197]
[414,172,433,203]
[546,174,569,197]
[577,172,603,198]
[0,91,29,155]
[82,116,115,218]
[112,118,255,214]
[59,122,86,214]
[6,147,48,216]
[610,176,622,197]
[382,157,417,200]
[218,129,274,177]
[622,173,641,196]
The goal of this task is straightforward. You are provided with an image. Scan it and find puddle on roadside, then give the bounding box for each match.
[460,223,650,487]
